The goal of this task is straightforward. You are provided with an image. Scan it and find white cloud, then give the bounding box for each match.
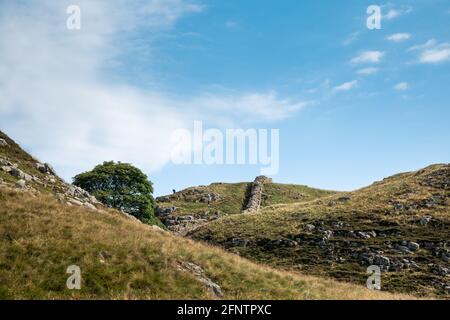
[357,67,378,75]
[409,40,450,64]
[409,39,437,51]
[333,80,358,92]
[225,20,239,29]
[0,0,303,181]
[192,92,309,122]
[386,33,411,42]
[342,32,360,46]
[383,6,412,20]
[351,51,385,64]
[394,82,409,91]
[420,48,450,63]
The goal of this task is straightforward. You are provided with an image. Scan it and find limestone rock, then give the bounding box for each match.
[83,202,97,211]
[176,261,223,298]
[16,179,26,188]
[407,242,420,252]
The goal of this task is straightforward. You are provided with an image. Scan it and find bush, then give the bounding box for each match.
[73,161,159,224]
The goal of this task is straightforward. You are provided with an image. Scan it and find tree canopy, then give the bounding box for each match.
[73,161,157,224]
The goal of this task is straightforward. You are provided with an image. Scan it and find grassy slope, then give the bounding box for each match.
[190,164,450,298]
[0,130,410,299]
[157,182,336,217]
[0,131,67,194]
[0,187,410,300]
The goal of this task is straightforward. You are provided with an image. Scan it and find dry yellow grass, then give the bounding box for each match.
[0,186,414,300]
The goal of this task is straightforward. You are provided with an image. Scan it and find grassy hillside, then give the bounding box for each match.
[156,181,336,217]
[190,164,450,298]
[0,130,411,299]
[0,187,413,300]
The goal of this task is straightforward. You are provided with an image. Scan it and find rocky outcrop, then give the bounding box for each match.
[419,164,450,190]
[157,188,222,204]
[176,261,223,298]
[1,156,102,209]
[0,138,8,147]
[243,176,272,213]
[155,206,219,235]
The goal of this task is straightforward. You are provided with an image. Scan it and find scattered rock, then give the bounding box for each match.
[357,231,377,239]
[83,202,97,211]
[407,242,420,252]
[34,162,56,175]
[176,261,223,298]
[231,238,250,247]
[432,265,449,276]
[304,224,316,232]
[9,167,32,181]
[151,225,165,232]
[15,179,26,188]
[0,138,7,147]
[68,198,83,206]
[200,193,221,204]
[420,165,450,190]
[394,243,412,253]
[419,216,432,226]
[155,206,177,217]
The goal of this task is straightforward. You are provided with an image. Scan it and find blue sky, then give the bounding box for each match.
[0,0,449,196]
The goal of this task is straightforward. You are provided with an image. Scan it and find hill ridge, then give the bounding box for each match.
[0,129,413,300]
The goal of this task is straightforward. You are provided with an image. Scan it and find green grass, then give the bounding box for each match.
[0,130,413,300]
[0,187,411,300]
[190,164,450,298]
[157,181,335,218]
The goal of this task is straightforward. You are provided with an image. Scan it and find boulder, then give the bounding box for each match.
[176,261,223,298]
[68,198,83,206]
[0,138,7,147]
[419,216,432,226]
[35,163,48,173]
[231,238,250,247]
[16,179,26,188]
[83,202,97,211]
[433,265,449,276]
[408,242,420,252]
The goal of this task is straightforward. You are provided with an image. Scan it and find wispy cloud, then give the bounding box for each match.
[0,0,303,181]
[383,6,412,20]
[192,91,309,122]
[342,32,360,46]
[409,39,450,64]
[357,67,379,75]
[351,51,385,64]
[386,33,411,42]
[225,20,239,29]
[394,82,409,91]
[333,80,358,92]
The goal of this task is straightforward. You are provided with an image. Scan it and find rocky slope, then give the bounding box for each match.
[189,164,450,298]
[0,130,410,299]
[155,177,335,235]
[0,131,141,222]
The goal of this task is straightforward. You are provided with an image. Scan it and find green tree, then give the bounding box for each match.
[73,161,158,224]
